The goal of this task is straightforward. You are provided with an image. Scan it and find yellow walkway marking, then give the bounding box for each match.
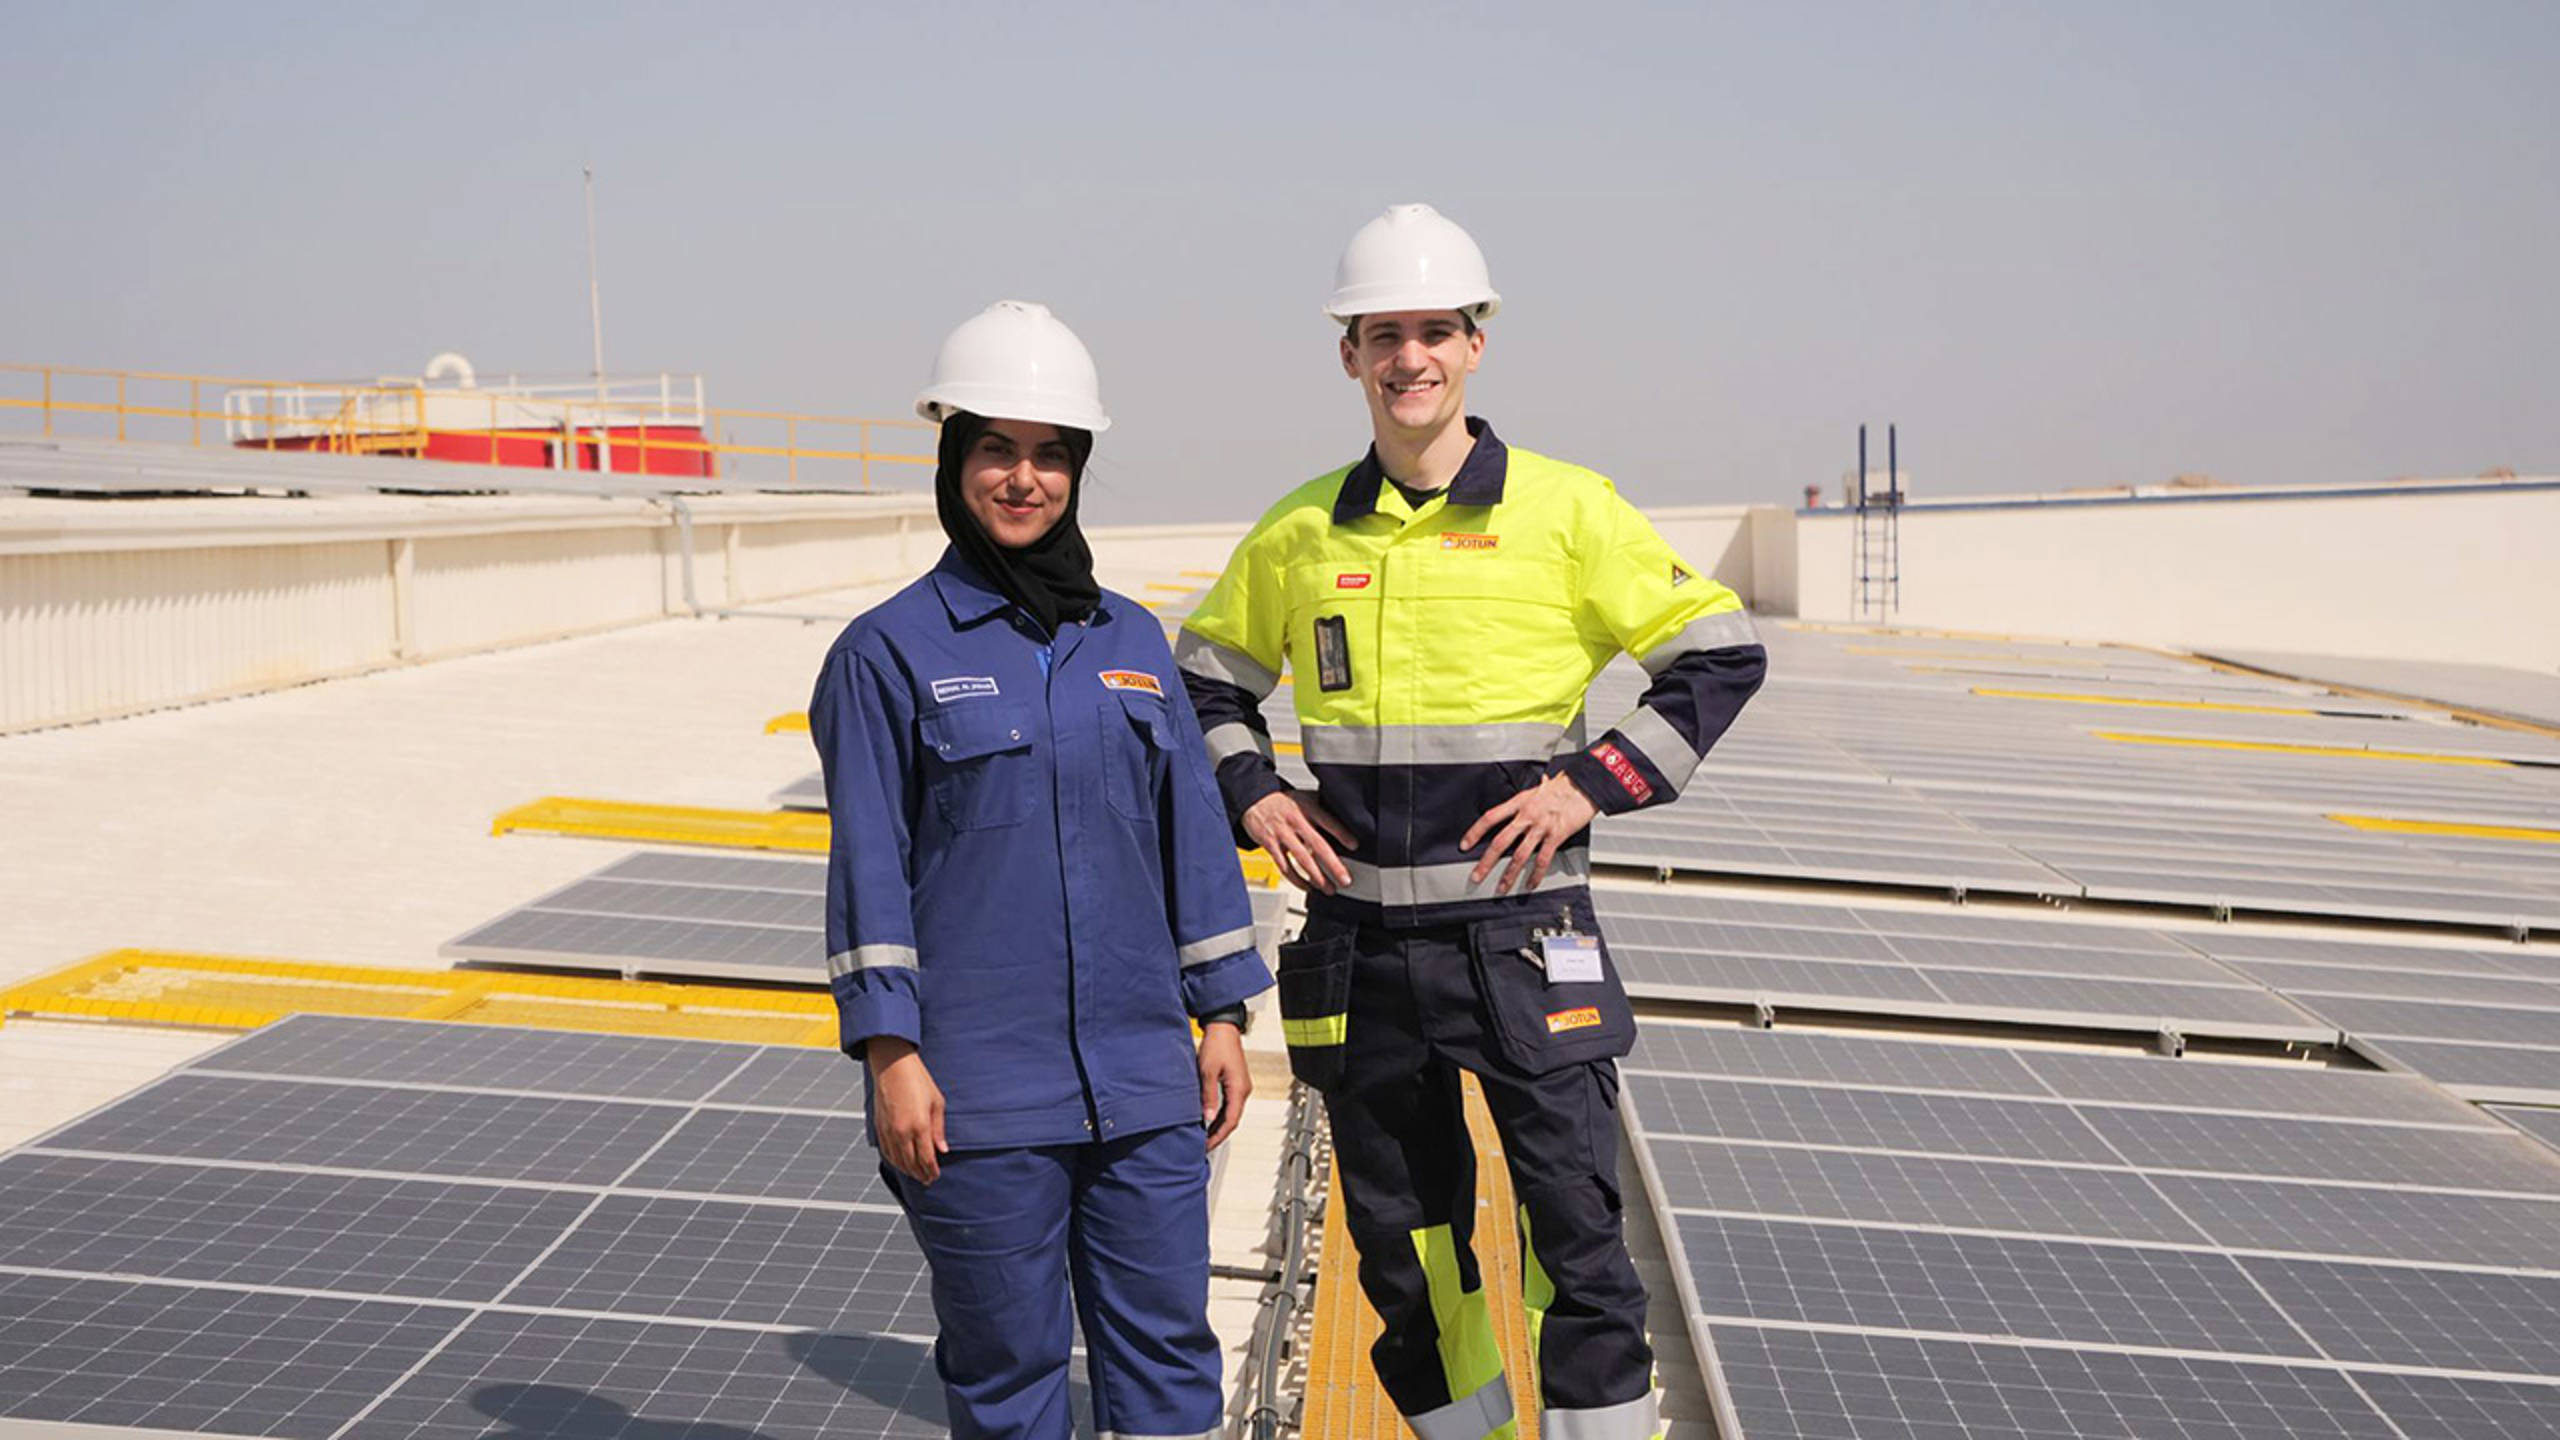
[765,711,810,735]
[0,950,837,1043]
[496,796,1289,886]
[1304,1074,1542,1440]
[1180,569,1222,579]
[1973,687,2321,717]
[494,797,832,853]
[2327,814,2560,845]
[1145,582,1197,594]
[2094,731,2513,768]
[1856,647,2106,667]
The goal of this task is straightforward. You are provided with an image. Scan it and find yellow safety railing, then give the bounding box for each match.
[0,360,937,490]
[0,362,427,455]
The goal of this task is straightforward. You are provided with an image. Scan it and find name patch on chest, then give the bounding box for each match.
[1440,532,1500,551]
[1098,670,1164,697]
[930,675,1000,703]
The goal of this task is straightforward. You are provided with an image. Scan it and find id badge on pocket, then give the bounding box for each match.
[1313,615,1353,693]
[1540,934,1603,984]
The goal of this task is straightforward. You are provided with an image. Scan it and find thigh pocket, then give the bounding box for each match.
[921,702,1037,830]
[1468,909,1636,1075]
[1274,927,1356,1093]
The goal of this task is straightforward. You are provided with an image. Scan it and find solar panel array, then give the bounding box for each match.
[2177,931,2560,1104]
[448,849,1294,986]
[1585,631,2560,929]
[1593,886,2333,1043]
[0,1015,947,1439]
[1623,1023,2560,1439]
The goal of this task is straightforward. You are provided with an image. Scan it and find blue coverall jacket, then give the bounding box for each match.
[811,549,1274,1150]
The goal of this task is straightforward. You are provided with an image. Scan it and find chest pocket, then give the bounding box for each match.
[1101,690,1171,824]
[920,702,1037,830]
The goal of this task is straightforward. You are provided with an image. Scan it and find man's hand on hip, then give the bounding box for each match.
[1242,790,1358,894]
[1461,773,1597,895]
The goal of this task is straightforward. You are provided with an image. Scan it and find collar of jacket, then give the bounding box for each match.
[929,546,1116,630]
[1331,416,1508,525]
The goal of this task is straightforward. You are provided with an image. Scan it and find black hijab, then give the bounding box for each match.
[934,410,1100,638]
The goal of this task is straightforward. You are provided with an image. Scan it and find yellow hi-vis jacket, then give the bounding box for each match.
[1177,419,1766,928]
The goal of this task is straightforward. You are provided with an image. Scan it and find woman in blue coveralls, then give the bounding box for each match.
[811,300,1274,1440]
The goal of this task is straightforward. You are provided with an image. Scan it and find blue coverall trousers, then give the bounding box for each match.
[884,1123,1223,1440]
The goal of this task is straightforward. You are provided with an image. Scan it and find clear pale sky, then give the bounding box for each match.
[4,2,2553,523]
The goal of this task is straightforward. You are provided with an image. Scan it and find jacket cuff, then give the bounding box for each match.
[1215,754,1295,849]
[1182,950,1275,1017]
[833,979,922,1058]
[1551,747,1652,817]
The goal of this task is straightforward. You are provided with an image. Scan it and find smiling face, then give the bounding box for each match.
[1340,309,1484,439]
[961,418,1076,547]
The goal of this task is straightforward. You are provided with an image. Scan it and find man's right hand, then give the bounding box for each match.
[866,1038,947,1184]
[1242,789,1358,894]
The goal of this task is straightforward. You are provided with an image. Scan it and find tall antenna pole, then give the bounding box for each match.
[583,163,607,406]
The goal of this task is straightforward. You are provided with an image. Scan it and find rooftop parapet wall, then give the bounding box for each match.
[0,489,937,734]
[1791,479,2560,673]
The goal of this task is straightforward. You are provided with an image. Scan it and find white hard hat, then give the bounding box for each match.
[915,300,1112,433]
[1323,203,1502,323]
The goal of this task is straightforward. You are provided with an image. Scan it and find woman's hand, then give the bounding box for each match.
[867,1038,948,1184]
[1198,1021,1251,1150]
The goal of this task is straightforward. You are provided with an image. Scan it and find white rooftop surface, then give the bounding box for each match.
[0,552,1301,1395]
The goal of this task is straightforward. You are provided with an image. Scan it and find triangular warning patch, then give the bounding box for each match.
[1670,563,1694,587]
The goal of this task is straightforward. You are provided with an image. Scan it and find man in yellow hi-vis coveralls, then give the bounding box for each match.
[1177,204,1767,1440]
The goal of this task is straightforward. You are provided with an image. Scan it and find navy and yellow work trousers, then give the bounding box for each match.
[1278,894,1659,1440]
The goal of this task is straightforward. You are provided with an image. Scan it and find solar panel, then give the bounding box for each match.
[0,1016,943,1440]
[2154,1175,2560,1270]
[2237,1256,2560,1374]
[350,1313,949,1440]
[0,1271,466,1440]
[2357,1039,2560,1104]
[1628,1025,2047,1097]
[44,1074,688,1185]
[445,907,818,980]
[2078,1105,2560,1194]
[197,1013,753,1101]
[2301,995,2560,1049]
[1594,886,2330,1042]
[2491,1105,2560,1151]
[1680,1213,2308,1356]
[1637,1137,2209,1245]
[1629,1072,2128,1166]
[619,1109,892,1206]
[503,1195,930,1333]
[1705,1325,2405,1440]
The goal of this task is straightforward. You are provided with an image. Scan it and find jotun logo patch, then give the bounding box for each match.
[1546,1006,1603,1034]
[1440,532,1499,551]
[1098,670,1163,697]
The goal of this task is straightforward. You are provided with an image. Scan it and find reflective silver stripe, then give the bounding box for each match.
[1407,1372,1517,1440]
[825,944,918,979]
[1339,852,1590,908]
[1097,1430,1221,1440]
[1203,720,1275,766]
[1301,722,1571,767]
[1541,1389,1661,1440]
[1638,607,1759,676]
[1174,628,1280,698]
[1177,924,1256,968]
[1609,705,1700,792]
